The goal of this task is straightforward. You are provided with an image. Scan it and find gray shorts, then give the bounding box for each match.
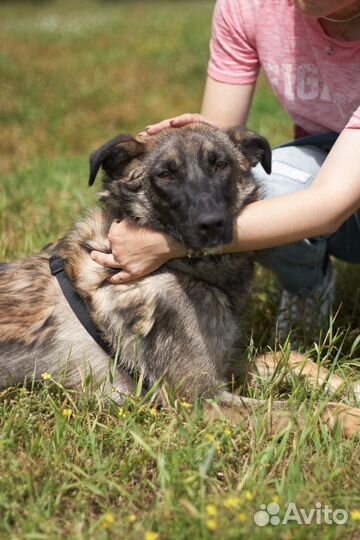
[253,145,360,295]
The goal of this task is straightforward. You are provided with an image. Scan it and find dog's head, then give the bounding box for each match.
[89,123,271,250]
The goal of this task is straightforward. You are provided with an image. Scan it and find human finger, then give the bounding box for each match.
[108,269,142,284]
[145,118,176,135]
[90,250,123,268]
[169,113,207,127]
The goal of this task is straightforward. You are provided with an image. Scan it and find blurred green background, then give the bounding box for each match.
[0,0,291,182]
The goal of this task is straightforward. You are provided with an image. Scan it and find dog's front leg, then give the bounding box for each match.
[205,390,360,438]
[205,391,302,433]
[251,351,359,399]
[319,402,360,438]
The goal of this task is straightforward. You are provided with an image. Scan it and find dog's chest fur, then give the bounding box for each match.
[54,208,253,385]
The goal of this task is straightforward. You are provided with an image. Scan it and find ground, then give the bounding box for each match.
[0,1,360,539]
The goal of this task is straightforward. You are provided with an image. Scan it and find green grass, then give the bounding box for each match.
[0,1,360,539]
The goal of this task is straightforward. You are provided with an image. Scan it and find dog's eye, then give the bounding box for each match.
[214,160,228,172]
[158,170,172,180]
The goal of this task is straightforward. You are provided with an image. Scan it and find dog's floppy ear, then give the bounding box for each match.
[89,134,144,186]
[226,127,272,174]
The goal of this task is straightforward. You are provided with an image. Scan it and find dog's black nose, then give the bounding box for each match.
[195,213,226,238]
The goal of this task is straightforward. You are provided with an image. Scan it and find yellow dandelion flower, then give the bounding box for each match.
[223,428,232,436]
[205,433,215,442]
[351,510,360,521]
[206,504,217,517]
[206,518,217,531]
[118,408,127,418]
[101,512,115,529]
[245,490,254,501]
[41,372,52,380]
[128,513,137,523]
[62,408,72,417]
[238,512,247,523]
[144,532,159,540]
[149,408,157,417]
[181,400,192,410]
[224,496,242,510]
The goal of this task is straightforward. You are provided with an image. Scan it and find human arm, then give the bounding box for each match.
[221,128,360,252]
[145,0,258,133]
[91,129,360,282]
[91,0,261,279]
[144,76,255,134]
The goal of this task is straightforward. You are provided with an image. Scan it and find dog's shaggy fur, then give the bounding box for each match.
[0,123,359,436]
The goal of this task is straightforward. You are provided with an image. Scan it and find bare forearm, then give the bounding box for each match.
[92,121,360,284]
[223,129,360,253]
[200,77,255,127]
[223,188,341,254]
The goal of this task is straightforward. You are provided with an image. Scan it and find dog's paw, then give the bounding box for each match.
[321,403,360,438]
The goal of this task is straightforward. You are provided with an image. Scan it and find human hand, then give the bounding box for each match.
[140,113,212,136]
[90,219,186,283]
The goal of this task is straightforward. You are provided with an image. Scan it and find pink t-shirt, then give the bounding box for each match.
[208,0,360,133]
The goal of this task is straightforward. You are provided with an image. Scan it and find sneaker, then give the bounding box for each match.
[277,263,336,347]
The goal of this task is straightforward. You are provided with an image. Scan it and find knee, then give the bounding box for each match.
[253,145,327,199]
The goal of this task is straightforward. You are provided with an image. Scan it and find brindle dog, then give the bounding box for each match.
[0,123,359,436]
